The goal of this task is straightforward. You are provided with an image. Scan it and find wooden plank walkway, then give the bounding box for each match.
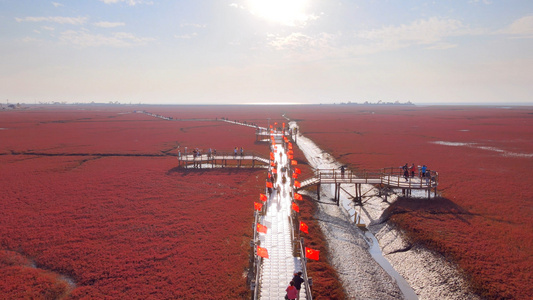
[177,154,269,168]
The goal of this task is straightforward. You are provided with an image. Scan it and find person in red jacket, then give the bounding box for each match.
[292,272,304,299]
[285,281,298,300]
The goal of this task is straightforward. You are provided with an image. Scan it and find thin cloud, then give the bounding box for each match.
[180,23,207,28]
[59,29,155,47]
[497,15,533,39]
[175,33,198,39]
[52,2,64,7]
[353,17,485,53]
[15,16,87,25]
[93,21,126,28]
[99,0,153,5]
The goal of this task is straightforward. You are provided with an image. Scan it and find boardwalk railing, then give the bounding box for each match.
[298,168,439,201]
[297,238,313,300]
[177,150,270,168]
[300,168,438,188]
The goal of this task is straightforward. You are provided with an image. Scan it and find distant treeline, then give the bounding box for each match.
[337,101,414,106]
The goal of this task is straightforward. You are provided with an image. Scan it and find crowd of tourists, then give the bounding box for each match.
[401,163,434,184]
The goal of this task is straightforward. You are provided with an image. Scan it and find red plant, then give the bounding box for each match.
[287,105,533,299]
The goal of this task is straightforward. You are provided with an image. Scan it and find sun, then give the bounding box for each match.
[247,0,311,26]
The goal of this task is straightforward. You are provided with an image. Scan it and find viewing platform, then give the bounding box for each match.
[298,168,439,201]
[177,152,269,168]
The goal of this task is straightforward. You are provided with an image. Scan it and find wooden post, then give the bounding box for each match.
[317,183,321,200]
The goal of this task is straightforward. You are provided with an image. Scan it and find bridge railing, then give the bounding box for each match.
[315,169,382,183]
[177,150,268,161]
[251,212,261,299]
[296,238,313,300]
[381,167,439,188]
[307,168,438,188]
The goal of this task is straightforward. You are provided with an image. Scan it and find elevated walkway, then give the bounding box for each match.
[298,168,439,201]
[177,152,269,168]
[255,144,308,300]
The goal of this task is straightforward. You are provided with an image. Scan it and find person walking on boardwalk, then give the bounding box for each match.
[285,281,298,300]
[292,272,304,300]
[402,163,409,182]
[421,165,427,177]
[240,147,244,157]
[410,163,417,178]
[234,147,237,158]
[340,165,345,178]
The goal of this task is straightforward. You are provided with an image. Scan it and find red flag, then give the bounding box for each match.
[305,247,320,260]
[257,223,268,234]
[282,122,285,128]
[254,202,263,211]
[287,150,294,155]
[300,221,309,234]
[292,173,298,179]
[268,173,271,178]
[269,125,273,129]
[270,152,275,160]
[294,181,301,188]
[272,168,277,174]
[260,194,268,202]
[294,168,301,174]
[291,160,297,166]
[266,182,273,188]
[288,155,293,159]
[257,246,269,258]
[292,202,300,212]
[294,193,303,201]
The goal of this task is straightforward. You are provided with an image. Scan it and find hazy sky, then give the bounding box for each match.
[1,0,532,105]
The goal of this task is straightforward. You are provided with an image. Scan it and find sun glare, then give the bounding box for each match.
[247,0,311,26]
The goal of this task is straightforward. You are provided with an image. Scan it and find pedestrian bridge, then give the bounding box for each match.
[297,168,439,201]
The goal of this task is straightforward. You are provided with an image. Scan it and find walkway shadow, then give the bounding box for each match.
[384,196,474,225]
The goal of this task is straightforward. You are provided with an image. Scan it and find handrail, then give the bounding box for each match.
[298,238,313,300]
[177,151,270,165]
[311,168,438,188]
[252,212,261,299]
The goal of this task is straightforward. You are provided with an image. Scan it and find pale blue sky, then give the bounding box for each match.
[1,0,532,104]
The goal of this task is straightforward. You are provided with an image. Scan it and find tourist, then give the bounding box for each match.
[340,166,345,178]
[425,169,431,185]
[421,165,427,177]
[410,163,417,178]
[292,272,304,299]
[240,147,244,157]
[234,147,237,158]
[285,281,298,300]
[402,163,409,182]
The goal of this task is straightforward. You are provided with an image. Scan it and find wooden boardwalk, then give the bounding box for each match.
[298,168,439,201]
[177,153,269,168]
